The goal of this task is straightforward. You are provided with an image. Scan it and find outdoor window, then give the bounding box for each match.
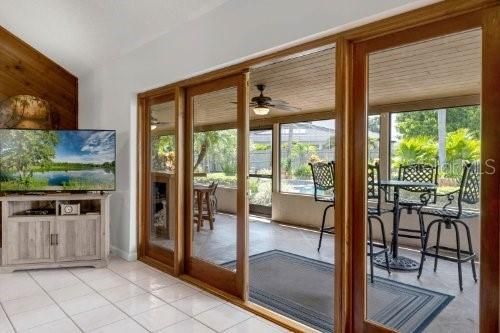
[193,129,238,188]
[390,105,481,208]
[280,119,335,195]
[249,129,272,208]
[368,115,380,163]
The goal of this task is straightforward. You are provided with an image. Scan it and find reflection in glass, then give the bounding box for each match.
[149,99,175,251]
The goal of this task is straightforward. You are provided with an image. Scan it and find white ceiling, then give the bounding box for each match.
[0,0,229,76]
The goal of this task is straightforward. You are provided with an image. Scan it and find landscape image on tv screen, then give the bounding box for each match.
[0,129,116,191]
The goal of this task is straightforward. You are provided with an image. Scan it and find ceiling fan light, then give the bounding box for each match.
[253,106,269,115]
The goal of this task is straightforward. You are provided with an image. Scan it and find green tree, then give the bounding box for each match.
[368,115,380,133]
[193,129,238,175]
[0,131,58,187]
[395,106,480,140]
[392,136,438,167]
[152,135,175,170]
[216,130,237,175]
[193,131,221,171]
[445,128,480,179]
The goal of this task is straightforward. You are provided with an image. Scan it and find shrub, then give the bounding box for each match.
[222,162,236,176]
[293,165,312,178]
[444,129,480,180]
[195,172,237,187]
[393,136,438,168]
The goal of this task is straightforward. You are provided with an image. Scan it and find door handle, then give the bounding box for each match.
[50,234,59,246]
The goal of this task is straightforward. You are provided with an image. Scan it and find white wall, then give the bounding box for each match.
[79,0,437,260]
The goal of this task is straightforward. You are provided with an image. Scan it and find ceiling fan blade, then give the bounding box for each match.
[270,104,302,112]
[231,101,259,107]
[270,99,290,105]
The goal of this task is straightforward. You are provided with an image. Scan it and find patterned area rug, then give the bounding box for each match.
[224,250,453,333]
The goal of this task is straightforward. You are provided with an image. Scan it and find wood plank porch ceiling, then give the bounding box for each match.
[151,28,480,129]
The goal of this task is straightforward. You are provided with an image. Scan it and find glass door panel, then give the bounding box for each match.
[145,93,176,265]
[185,74,248,298]
[192,87,238,265]
[363,29,482,332]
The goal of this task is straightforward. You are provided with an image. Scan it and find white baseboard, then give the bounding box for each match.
[110,245,137,261]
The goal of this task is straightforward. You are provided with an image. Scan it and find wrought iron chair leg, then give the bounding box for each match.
[318,204,333,251]
[377,216,391,276]
[368,216,374,283]
[418,220,438,279]
[434,221,443,272]
[451,221,463,291]
[418,210,426,250]
[460,220,478,283]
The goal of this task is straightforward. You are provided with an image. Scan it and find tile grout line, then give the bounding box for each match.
[0,298,16,333]
[115,272,211,331]
[0,288,52,317]
[66,265,216,331]
[26,270,84,332]
[221,315,254,332]
[158,316,217,332]
[66,267,153,332]
[93,263,236,332]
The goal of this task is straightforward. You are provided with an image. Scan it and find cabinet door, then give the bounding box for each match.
[6,217,55,265]
[56,216,101,261]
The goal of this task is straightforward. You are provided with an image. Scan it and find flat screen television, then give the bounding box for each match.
[0,129,116,192]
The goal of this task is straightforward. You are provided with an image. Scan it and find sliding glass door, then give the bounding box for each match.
[349,12,500,332]
[184,73,249,298]
[139,92,177,268]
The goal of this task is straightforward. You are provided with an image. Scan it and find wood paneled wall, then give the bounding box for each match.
[0,26,78,129]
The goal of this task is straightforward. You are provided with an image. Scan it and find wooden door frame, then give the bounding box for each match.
[137,90,179,273]
[184,72,249,299]
[348,7,500,332]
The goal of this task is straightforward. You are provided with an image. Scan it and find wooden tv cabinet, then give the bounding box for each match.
[0,193,110,273]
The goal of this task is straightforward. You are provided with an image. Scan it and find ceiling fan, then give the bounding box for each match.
[248,84,301,115]
[150,114,170,130]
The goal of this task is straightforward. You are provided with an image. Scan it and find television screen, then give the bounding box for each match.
[0,129,116,192]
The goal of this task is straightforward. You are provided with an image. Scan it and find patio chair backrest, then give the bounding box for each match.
[367,163,380,200]
[398,163,438,192]
[367,163,381,214]
[309,161,335,202]
[459,162,480,207]
[209,181,218,194]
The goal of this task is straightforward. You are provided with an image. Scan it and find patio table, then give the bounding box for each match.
[373,180,436,271]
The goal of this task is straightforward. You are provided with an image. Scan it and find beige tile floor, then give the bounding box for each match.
[0,257,289,333]
[2,214,479,333]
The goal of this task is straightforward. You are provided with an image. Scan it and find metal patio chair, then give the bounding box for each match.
[309,161,335,251]
[367,163,391,282]
[417,162,479,291]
